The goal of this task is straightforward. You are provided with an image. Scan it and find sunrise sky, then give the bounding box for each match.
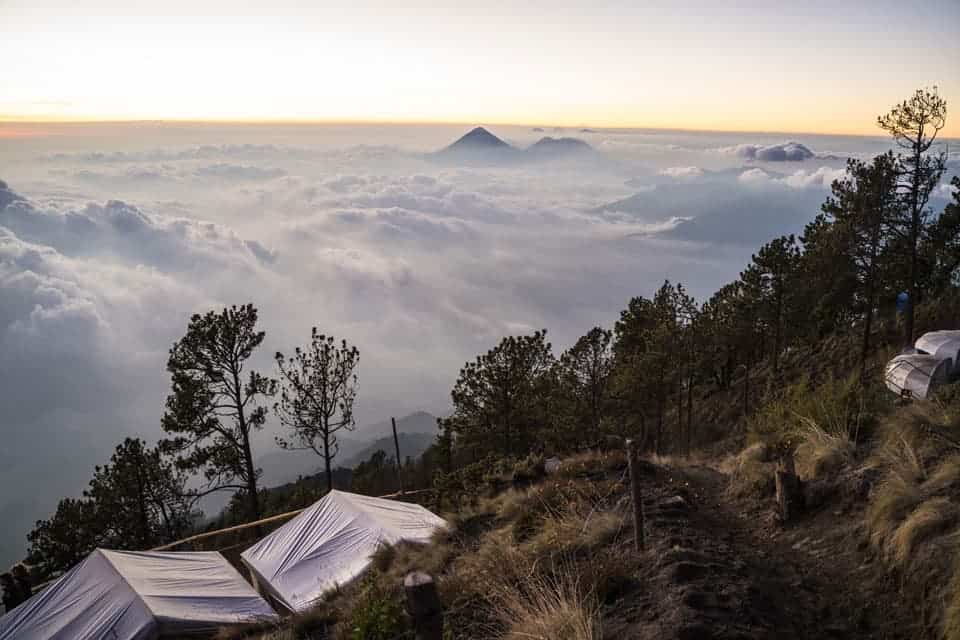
[2,0,959,135]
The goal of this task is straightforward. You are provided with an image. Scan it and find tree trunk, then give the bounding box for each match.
[135,459,151,548]
[242,436,260,523]
[742,364,750,417]
[906,231,917,346]
[232,365,260,523]
[861,304,874,382]
[773,280,783,374]
[686,375,694,456]
[324,431,333,493]
[905,144,923,346]
[656,395,664,456]
[676,381,683,451]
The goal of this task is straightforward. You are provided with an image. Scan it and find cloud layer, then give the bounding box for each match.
[720,141,816,162]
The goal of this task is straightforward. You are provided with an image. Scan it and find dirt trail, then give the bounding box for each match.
[606,462,919,639]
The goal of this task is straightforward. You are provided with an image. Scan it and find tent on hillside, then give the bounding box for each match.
[915,330,960,378]
[241,490,447,613]
[884,353,950,399]
[0,549,277,640]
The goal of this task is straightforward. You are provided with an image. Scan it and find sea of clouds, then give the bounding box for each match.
[0,122,956,566]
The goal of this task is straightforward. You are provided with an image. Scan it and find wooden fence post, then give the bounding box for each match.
[626,439,646,551]
[404,571,443,640]
[775,452,802,522]
[392,417,405,494]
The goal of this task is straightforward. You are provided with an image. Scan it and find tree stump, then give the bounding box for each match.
[775,454,803,522]
[404,571,443,640]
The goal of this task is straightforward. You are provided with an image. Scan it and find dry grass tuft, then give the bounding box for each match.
[497,569,602,640]
[867,436,927,554]
[794,415,856,480]
[890,498,960,568]
[947,550,960,640]
[928,455,960,496]
[727,443,775,499]
[555,450,627,478]
[529,506,625,560]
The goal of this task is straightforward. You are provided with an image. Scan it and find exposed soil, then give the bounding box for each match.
[604,462,920,639]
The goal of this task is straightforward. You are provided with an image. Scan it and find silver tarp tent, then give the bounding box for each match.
[915,330,960,378]
[0,549,277,640]
[242,490,446,613]
[884,353,950,399]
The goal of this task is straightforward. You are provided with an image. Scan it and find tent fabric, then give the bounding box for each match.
[915,330,960,377]
[0,550,277,640]
[241,490,446,613]
[884,353,950,399]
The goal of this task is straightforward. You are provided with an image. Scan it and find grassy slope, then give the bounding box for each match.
[218,306,960,640]
[220,432,956,640]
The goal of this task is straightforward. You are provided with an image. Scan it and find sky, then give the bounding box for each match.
[2,0,959,135]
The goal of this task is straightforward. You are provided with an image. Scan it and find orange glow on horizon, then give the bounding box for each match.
[3,113,958,139]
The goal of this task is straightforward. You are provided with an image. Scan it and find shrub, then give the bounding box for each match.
[748,373,886,455]
[343,575,406,640]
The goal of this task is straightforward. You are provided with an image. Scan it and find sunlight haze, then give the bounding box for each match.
[3,0,959,135]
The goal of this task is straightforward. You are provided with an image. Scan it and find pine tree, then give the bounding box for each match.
[447,330,554,458]
[160,304,276,523]
[821,153,900,375]
[877,87,948,344]
[275,330,360,493]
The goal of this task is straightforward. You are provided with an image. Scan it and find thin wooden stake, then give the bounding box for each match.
[392,417,405,494]
[626,438,646,551]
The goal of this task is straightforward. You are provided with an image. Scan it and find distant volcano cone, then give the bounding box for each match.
[431,127,518,165]
[445,127,511,150]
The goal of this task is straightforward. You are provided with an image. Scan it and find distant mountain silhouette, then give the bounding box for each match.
[255,411,438,488]
[526,136,594,159]
[431,127,519,165]
[431,128,595,165]
[453,126,511,148]
[0,180,25,210]
[338,431,436,469]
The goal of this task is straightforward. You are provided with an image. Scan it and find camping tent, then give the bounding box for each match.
[915,330,960,378]
[0,549,277,640]
[884,353,950,399]
[241,490,446,613]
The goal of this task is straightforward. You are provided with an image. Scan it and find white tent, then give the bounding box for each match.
[0,549,277,640]
[885,353,950,399]
[241,490,446,613]
[916,330,960,377]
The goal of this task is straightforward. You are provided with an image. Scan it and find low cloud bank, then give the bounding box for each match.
[720,141,816,162]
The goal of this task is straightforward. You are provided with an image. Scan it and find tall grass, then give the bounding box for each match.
[748,373,886,465]
[947,548,960,640]
[496,568,602,640]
